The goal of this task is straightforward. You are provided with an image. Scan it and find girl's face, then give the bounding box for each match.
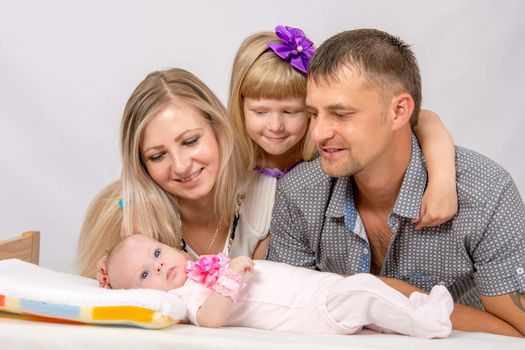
[243,97,308,160]
[141,101,220,205]
[109,235,190,291]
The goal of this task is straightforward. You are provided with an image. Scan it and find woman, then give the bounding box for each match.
[77,68,265,278]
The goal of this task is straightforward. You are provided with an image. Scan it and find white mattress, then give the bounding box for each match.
[1,314,523,350]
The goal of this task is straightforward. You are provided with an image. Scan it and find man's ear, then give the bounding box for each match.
[390,93,414,131]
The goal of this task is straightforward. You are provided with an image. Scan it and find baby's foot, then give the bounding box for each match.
[409,285,454,337]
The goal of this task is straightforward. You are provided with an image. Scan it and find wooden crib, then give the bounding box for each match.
[0,231,40,264]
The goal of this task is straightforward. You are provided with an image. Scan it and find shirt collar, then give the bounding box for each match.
[326,177,349,218]
[326,178,362,236]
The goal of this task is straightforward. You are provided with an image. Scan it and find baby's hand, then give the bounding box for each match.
[228,256,255,275]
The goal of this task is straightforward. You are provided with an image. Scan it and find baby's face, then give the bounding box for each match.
[108,235,189,291]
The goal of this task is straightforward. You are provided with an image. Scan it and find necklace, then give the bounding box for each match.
[180,218,222,256]
[178,193,245,258]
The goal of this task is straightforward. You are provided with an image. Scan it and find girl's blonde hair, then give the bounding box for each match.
[120,68,244,248]
[76,180,123,278]
[228,31,316,172]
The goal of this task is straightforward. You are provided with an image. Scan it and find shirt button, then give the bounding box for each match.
[517,267,524,275]
[363,248,369,254]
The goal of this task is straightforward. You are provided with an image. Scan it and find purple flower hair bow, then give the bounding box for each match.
[268,25,315,74]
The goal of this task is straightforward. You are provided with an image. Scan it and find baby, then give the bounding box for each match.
[102,234,453,338]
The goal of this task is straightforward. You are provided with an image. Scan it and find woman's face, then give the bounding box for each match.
[140,101,220,204]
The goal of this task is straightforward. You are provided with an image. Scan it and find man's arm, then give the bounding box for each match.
[473,173,525,336]
[380,277,523,337]
[481,293,525,336]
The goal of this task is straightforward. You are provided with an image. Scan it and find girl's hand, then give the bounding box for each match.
[412,109,457,229]
[228,256,255,275]
[412,179,458,229]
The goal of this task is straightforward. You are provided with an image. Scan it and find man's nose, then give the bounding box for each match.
[310,113,334,143]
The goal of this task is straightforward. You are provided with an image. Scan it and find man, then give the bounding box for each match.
[267,29,525,336]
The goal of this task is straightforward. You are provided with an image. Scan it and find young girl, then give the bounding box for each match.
[228,26,458,256]
[102,233,453,339]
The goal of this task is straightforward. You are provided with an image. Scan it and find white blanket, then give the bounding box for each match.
[0,316,523,350]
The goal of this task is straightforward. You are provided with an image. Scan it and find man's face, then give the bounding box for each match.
[306,67,394,178]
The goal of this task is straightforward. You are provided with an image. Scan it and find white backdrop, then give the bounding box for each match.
[1,0,524,272]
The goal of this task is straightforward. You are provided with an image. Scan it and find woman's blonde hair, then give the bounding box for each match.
[228,31,316,172]
[120,68,244,248]
[76,180,123,278]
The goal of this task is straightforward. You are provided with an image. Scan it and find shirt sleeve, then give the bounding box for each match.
[473,172,525,296]
[266,183,317,269]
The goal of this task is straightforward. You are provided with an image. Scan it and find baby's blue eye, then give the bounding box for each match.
[141,271,149,280]
[154,249,161,257]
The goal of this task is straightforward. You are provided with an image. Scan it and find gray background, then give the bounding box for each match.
[1,0,524,271]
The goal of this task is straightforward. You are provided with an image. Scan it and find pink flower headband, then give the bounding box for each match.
[268,25,315,74]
